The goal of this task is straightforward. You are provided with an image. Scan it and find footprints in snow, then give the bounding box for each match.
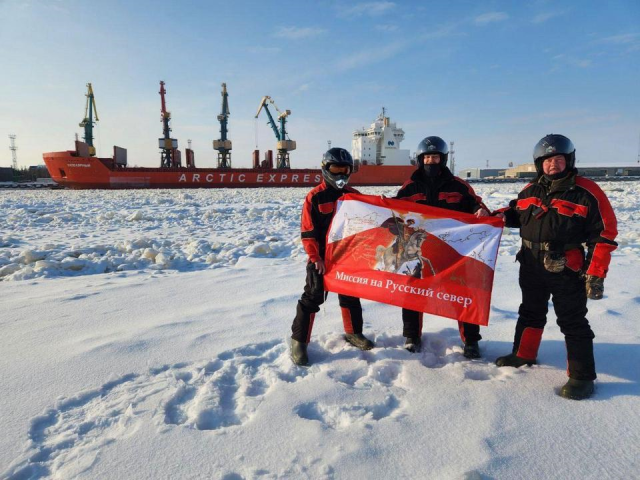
[5,333,511,479]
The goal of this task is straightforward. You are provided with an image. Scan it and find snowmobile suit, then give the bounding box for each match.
[291,181,364,343]
[501,169,617,380]
[395,166,486,343]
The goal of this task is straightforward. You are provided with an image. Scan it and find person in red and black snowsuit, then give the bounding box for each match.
[495,134,617,400]
[290,148,375,366]
[394,136,490,358]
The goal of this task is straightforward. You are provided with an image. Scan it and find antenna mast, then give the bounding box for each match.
[449,141,455,175]
[9,135,17,170]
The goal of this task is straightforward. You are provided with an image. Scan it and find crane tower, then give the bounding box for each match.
[159,81,179,168]
[213,83,232,168]
[79,83,99,156]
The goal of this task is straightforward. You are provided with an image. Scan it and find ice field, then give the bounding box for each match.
[1,182,639,479]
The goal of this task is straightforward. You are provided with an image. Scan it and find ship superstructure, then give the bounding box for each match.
[352,108,411,166]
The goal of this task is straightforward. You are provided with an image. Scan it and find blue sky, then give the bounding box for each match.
[1,0,639,169]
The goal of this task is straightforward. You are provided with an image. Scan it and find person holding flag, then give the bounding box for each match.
[394,136,490,357]
[289,148,375,366]
[494,134,617,400]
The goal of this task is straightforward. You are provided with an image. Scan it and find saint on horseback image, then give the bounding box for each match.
[376,212,436,278]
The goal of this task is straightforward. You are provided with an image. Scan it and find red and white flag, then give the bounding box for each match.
[324,193,504,326]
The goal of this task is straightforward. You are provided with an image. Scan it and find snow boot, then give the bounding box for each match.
[404,336,422,353]
[345,333,374,351]
[463,342,481,359]
[290,339,309,366]
[495,353,536,368]
[559,378,595,400]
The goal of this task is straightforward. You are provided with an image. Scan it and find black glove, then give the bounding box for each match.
[585,275,604,300]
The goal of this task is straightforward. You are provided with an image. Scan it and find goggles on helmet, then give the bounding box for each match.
[327,164,351,174]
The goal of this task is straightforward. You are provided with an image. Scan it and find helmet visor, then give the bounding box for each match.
[328,164,351,174]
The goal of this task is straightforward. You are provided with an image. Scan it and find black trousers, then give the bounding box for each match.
[291,262,363,343]
[513,248,596,380]
[402,309,481,343]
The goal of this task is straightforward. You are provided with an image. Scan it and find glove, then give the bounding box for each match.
[585,275,604,300]
[543,251,566,273]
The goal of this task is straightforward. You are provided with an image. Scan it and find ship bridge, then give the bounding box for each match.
[352,108,411,166]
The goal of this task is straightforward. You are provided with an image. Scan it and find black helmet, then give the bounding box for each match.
[533,134,576,174]
[416,136,449,167]
[322,148,354,189]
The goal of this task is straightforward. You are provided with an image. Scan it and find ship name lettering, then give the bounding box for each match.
[206,174,214,182]
[292,174,299,182]
[280,174,288,182]
[192,174,200,182]
[219,173,226,181]
[314,174,321,183]
[238,174,246,182]
[268,174,276,183]
[303,174,310,182]
[230,174,234,182]
[257,174,263,182]
[179,174,187,182]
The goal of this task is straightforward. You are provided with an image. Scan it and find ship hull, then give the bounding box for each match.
[43,152,415,189]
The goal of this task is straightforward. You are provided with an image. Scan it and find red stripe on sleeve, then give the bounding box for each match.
[302,238,320,263]
[586,243,616,277]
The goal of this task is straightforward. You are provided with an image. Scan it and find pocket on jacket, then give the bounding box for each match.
[318,202,334,214]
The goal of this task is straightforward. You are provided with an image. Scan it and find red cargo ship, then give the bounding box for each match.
[43,143,415,189]
[44,83,417,189]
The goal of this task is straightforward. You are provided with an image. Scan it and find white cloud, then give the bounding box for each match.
[593,33,640,55]
[551,55,592,69]
[598,33,639,45]
[338,2,396,18]
[532,11,565,24]
[375,24,399,32]
[295,84,310,94]
[474,12,509,26]
[247,46,282,54]
[335,40,406,71]
[273,26,325,40]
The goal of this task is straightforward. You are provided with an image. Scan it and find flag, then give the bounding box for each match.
[323,193,504,326]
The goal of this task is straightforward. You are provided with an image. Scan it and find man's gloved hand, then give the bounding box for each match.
[543,251,566,273]
[585,275,604,300]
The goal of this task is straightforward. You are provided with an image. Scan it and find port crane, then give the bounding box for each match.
[79,83,99,156]
[159,81,180,168]
[255,96,296,169]
[213,83,232,168]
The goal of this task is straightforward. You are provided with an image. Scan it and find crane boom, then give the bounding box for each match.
[255,96,282,141]
[254,95,296,169]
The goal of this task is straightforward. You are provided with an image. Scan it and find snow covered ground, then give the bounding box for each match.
[1,183,639,479]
